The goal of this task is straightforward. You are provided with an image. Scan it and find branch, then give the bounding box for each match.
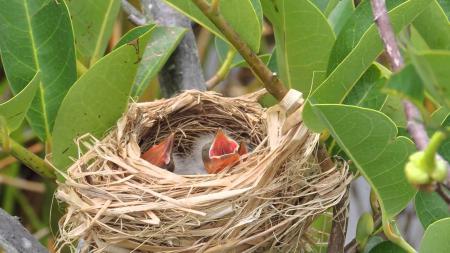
[142,0,206,97]
[0,208,49,253]
[121,0,146,26]
[327,188,349,253]
[192,0,289,101]
[370,0,429,151]
[1,137,55,179]
[206,49,236,89]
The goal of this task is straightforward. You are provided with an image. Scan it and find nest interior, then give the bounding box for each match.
[57,90,349,253]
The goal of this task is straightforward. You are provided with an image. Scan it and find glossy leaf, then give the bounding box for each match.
[415,191,450,229]
[420,218,450,252]
[383,64,425,107]
[0,0,77,141]
[438,0,450,19]
[413,0,450,50]
[380,96,407,127]
[0,73,39,132]
[132,26,186,97]
[262,0,335,96]
[52,28,155,173]
[114,24,156,49]
[304,0,432,132]
[369,241,407,253]
[68,0,121,66]
[364,236,384,253]
[344,64,388,109]
[411,50,450,108]
[164,0,262,51]
[328,0,354,35]
[312,105,416,218]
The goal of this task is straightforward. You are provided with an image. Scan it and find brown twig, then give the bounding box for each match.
[436,183,450,205]
[192,0,289,101]
[370,0,430,151]
[328,188,349,253]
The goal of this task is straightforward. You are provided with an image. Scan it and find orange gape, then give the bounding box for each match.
[141,133,175,172]
[202,129,248,174]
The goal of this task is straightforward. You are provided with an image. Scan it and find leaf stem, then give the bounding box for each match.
[422,131,447,172]
[206,49,236,89]
[1,136,55,179]
[76,59,88,77]
[192,0,289,101]
[210,0,220,14]
[382,216,416,253]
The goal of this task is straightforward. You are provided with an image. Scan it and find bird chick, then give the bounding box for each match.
[202,129,248,174]
[141,133,175,172]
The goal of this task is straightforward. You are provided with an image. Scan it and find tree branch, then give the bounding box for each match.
[121,0,146,26]
[192,0,289,101]
[142,0,206,97]
[0,208,48,253]
[1,137,55,179]
[370,0,430,151]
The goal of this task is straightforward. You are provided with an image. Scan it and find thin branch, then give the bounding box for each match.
[436,183,450,205]
[0,143,43,169]
[1,137,55,179]
[192,0,289,101]
[121,0,146,26]
[370,0,430,152]
[327,188,349,253]
[206,49,236,89]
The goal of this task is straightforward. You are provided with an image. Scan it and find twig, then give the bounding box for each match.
[142,0,206,96]
[0,142,43,169]
[0,174,45,193]
[1,137,55,179]
[328,188,349,253]
[206,49,236,89]
[121,0,146,26]
[370,0,429,151]
[192,0,289,101]
[436,183,450,205]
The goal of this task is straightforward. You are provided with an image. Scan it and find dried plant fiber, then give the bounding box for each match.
[56,90,350,253]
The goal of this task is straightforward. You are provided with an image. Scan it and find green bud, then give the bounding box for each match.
[405,160,430,185]
[431,159,448,182]
[356,212,374,248]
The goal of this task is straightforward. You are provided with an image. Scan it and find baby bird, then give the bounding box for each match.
[141,133,175,172]
[201,129,248,174]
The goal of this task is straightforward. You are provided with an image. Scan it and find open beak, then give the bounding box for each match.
[141,133,175,171]
[202,129,245,174]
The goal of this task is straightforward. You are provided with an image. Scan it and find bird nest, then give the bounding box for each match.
[56,90,350,252]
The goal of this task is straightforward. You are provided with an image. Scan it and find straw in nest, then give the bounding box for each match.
[56,90,350,252]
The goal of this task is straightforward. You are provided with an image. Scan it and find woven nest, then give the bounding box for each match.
[56,90,350,253]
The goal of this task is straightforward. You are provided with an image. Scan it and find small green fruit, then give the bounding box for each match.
[405,161,430,185]
[431,159,448,182]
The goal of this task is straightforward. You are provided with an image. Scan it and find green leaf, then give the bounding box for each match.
[52,28,155,174]
[328,0,354,35]
[415,191,450,229]
[131,26,187,97]
[383,64,425,107]
[437,0,450,20]
[0,0,77,141]
[304,0,432,132]
[364,236,384,253]
[262,0,335,96]
[369,241,407,253]
[411,50,450,108]
[380,96,407,127]
[413,0,450,50]
[164,0,262,51]
[344,64,388,109]
[312,105,416,218]
[215,37,243,66]
[0,73,39,132]
[68,0,121,67]
[114,24,156,49]
[420,218,450,252]
[439,115,450,162]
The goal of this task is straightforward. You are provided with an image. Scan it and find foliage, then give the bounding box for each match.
[0,0,449,252]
